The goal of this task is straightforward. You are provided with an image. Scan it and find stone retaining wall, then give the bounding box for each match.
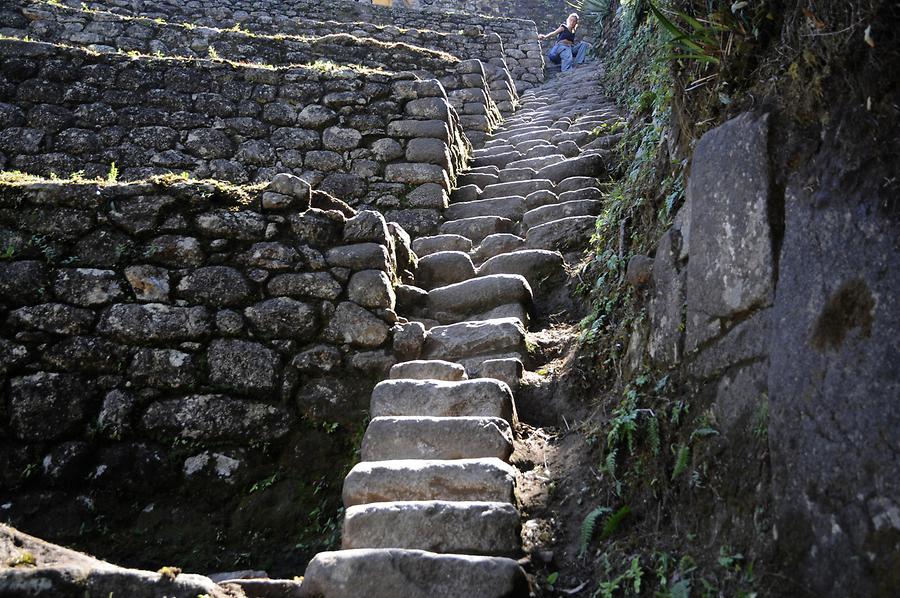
[10,1,503,144]
[0,38,470,236]
[0,175,415,573]
[57,0,544,91]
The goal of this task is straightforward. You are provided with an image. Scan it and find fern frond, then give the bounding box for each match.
[647,414,661,456]
[578,506,612,556]
[601,505,631,538]
[671,444,690,480]
[604,447,618,478]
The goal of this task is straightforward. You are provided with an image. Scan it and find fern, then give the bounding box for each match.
[671,443,690,480]
[601,505,631,538]
[604,447,618,478]
[646,413,660,456]
[579,506,612,556]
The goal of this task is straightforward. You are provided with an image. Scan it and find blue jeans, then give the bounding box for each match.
[552,41,590,71]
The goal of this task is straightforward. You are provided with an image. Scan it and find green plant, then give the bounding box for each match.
[106,161,118,183]
[671,443,690,479]
[7,550,36,567]
[248,472,277,494]
[647,1,725,64]
[579,506,612,555]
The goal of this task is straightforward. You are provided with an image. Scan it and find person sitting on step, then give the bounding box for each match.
[538,12,590,72]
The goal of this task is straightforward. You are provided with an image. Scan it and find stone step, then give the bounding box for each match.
[514,139,552,153]
[370,378,516,423]
[505,128,563,145]
[477,249,564,290]
[524,189,559,210]
[360,416,513,461]
[517,144,562,159]
[427,274,532,324]
[536,152,605,183]
[445,196,526,222]
[472,151,521,169]
[479,358,524,392]
[389,360,467,381]
[472,145,516,157]
[412,234,473,257]
[559,187,604,202]
[479,179,553,200]
[457,172,499,188]
[450,184,481,203]
[525,215,598,252]
[497,167,537,183]
[342,458,517,506]
[472,233,526,263]
[300,549,529,598]
[556,176,602,193]
[416,251,476,289]
[424,318,527,362]
[463,303,530,328]
[439,216,515,244]
[342,501,521,556]
[558,140,581,157]
[523,200,604,229]
[505,154,565,171]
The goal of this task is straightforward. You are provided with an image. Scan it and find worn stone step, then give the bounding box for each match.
[427,274,532,324]
[558,140,581,157]
[551,130,593,145]
[389,360,467,381]
[559,187,604,202]
[472,233,526,263]
[473,151,522,169]
[556,176,603,193]
[457,172,499,188]
[519,144,562,159]
[497,167,537,183]
[523,200,604,229]
[412,234,473,257]
[343,458,517,506]
[479,179,553,200]
[299,549,529,598]
[479,358,524,392]
[514,139,552,153]
[478,250,564,289]
[370,378,516,423]
[505,154,565,171]
[416,251,476,289]
[342,501,521,556]
[439,216,515,244]
[506,128,563,145]
[450,184,481,203]
[473,145,516,157]
[424,318,527,362]
[360,416,513,461]
[465,303,530,328]
[445,196,526,222]
[536,152,605,183]
[525,215,598,252]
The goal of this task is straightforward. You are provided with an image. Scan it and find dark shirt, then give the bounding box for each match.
[557,25,575,43]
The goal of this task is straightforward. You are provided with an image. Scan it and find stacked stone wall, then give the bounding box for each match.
[0,175,416,573]
[57,0,544,91]
[10,1,505,143]
[0,37,472,236]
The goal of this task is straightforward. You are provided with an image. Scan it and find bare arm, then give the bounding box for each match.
[537,25,565,41]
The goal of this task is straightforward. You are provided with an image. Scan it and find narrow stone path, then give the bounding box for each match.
[300,64,621,597]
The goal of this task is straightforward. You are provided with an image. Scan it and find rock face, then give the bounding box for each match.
[684,112,773,352]
[0,524,232,598]
[639,109,900,595]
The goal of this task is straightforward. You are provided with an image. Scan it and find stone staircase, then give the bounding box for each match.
[0,0,623,594]
[300,66,622,597]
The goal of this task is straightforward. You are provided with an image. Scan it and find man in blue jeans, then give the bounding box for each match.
[538,13,590,72]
